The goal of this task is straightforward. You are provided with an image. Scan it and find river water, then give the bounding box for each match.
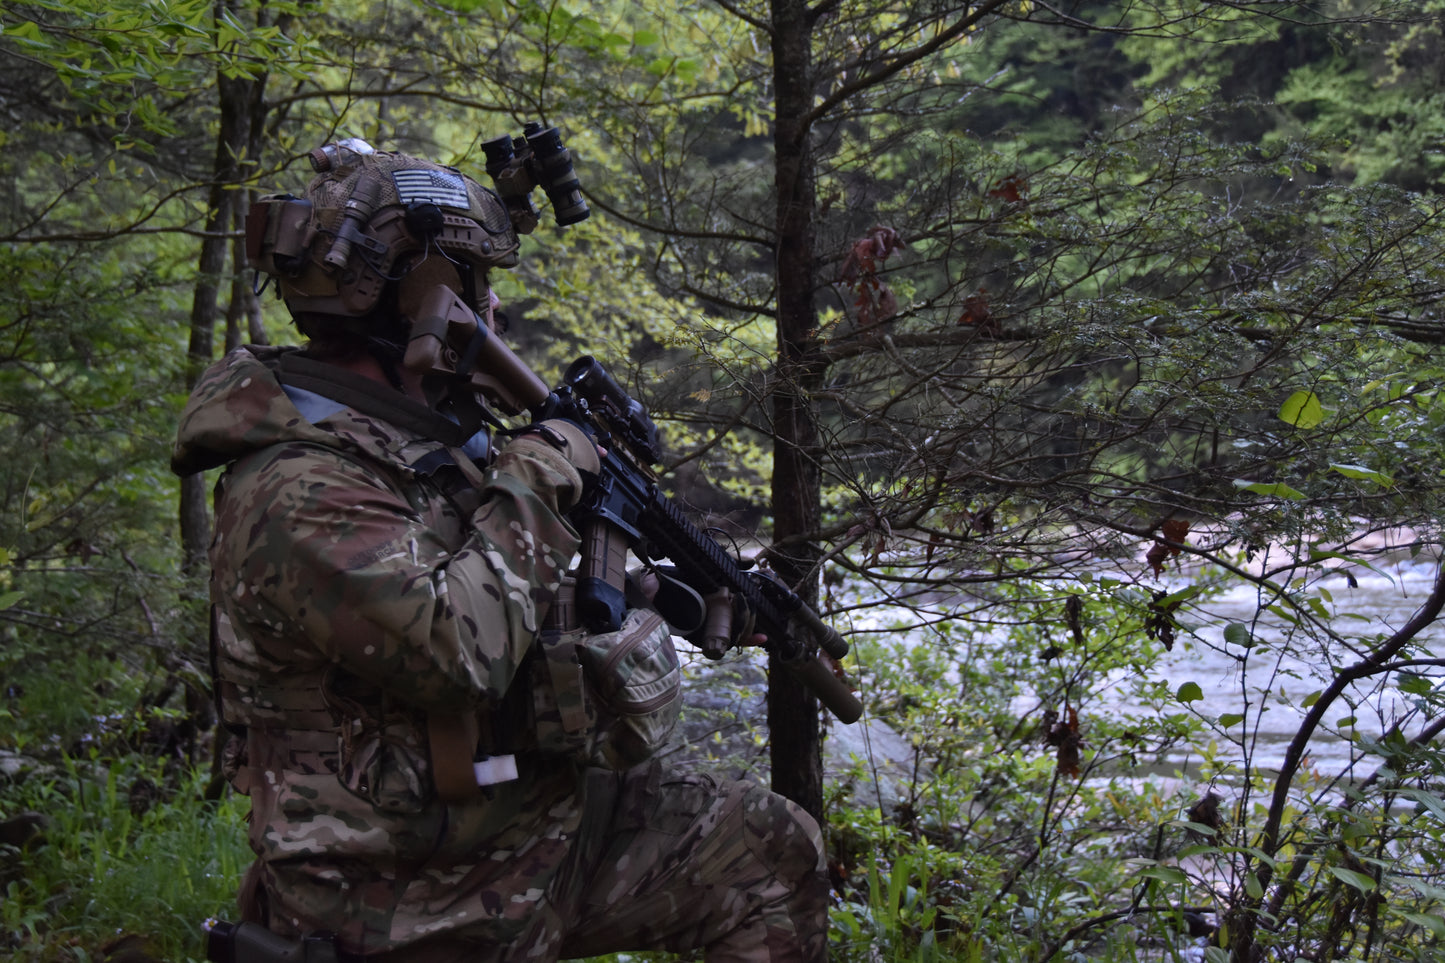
[817,555,1444,797]
[1137,558,1441,776]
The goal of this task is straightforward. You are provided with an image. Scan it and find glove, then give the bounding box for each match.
[503,419,601,510]
[519,419,600,474]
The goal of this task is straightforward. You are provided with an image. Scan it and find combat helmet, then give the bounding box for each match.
[244,131,587,407]
[245,139,521,337]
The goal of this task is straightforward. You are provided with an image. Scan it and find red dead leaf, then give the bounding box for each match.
[1056,740,1081,779]
[958,288,992,327]
[1043,705,1083,778]
[1161,518,1190,544]
[838,225,906,283]
[988,174,1028,204]
[839,227,906,329]
[1146,541,1172,577]
[1145,518,1189,576]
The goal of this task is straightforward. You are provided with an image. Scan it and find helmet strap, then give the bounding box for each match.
[456,260,481,318]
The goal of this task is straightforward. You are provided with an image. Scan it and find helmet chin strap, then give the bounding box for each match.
[457,260,481,315]
[447,261,494,382]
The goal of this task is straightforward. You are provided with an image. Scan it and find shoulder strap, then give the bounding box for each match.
[274,353,476,448]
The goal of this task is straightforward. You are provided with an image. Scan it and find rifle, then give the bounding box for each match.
[204,919,338,963]
[430,293,861,724]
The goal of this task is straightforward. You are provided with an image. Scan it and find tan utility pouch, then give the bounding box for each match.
[578,609,682,770]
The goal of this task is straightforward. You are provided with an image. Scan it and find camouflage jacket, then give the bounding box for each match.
[172,345,589,953]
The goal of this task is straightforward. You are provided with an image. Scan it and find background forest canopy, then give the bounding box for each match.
[4,1,1445,962]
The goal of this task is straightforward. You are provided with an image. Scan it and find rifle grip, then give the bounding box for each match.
[577,517,629,632]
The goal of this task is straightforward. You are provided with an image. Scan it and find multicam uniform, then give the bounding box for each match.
[172,344,828,962]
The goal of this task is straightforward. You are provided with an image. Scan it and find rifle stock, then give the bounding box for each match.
[474,342,861,724]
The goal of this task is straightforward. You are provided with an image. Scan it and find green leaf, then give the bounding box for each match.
[1301,690,1322,708]
[0,590,21,610]
[1224,623,1253,647]
[1399,674,1434,696]
[1233,479,1306,500]
[1398,877,1445,902]
[1328,463,1394,486]
[1329,867,1377,893]
[1397,911,1445,938]
[1218,713,1245,728]
[1156,584,1202,606]
[4,20,45,44]
[1178,823,1220,838]
[1177,843,1222,858]
[1395,787,1445,821]
[1139,865,1189,885]
[1306,546,1394,583]
[1177,681,1204,702]
[1224,846,1276,868]
[1279,390,1324,428]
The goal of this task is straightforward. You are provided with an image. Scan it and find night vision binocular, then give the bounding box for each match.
[482,122,590,233]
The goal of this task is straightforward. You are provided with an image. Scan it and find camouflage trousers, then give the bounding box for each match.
[373,760,829,963]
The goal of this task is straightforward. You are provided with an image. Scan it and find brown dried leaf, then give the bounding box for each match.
[1161,517,1191,544]
[958,288,993,328]
[1044,705,1083,778]
[1146,589,1181,651]
[1065,595,1084,646]
[988,173,1028,203]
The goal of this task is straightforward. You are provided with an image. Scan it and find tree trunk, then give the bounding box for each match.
[767,0,826,821]
[178,5,268,571]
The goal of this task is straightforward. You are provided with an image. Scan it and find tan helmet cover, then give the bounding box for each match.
[246,144,521,324]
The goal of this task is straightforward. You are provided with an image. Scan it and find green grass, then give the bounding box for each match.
[2,759,250,963]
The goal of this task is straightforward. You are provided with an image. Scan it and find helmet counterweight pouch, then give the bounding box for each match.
[246,195,316,277]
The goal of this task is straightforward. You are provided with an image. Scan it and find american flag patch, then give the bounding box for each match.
[392,168,470,209]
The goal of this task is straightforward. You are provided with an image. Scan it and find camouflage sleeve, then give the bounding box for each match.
[214,438,581,711]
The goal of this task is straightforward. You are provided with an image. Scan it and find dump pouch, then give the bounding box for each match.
[578,608,682,770]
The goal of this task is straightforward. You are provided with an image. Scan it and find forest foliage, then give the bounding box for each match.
[3,1,1445,961]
